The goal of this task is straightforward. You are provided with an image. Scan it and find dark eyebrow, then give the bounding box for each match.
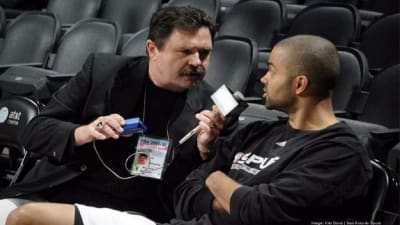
[179,48,212,60]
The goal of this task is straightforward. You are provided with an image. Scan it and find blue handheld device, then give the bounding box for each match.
[121,117,147,135]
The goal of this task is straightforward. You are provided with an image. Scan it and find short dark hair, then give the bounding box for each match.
[148,6,216,49]
[275,35,340,98]
[139,153,148,158]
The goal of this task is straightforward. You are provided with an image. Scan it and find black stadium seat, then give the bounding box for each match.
[356,64,399,129]
[359,0,400,14]
[367,159,399,224]
[0,5,5,38]
[303,0,358,6]
[285,2,360,46]
[166,0,220,22]
[0,18,120,101]
[46,0,101,27]
[217,0,286,51]
[358,13,400,72]
[368,160,391,222]
[387,142,400,173]
[283,0,300,4]
[0,96,41,186]
[334,46,370,114]
[120,27,149,58]
[205,35,258,94]
[0,11,59,66]
[99,0,161,34]
[47,18,120,74]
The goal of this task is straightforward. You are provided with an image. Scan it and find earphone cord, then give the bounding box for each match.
[92,141,139,180]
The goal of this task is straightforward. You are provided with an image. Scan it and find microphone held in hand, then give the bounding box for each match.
[178,85,255,145]
[232,91,262,103]
[178,125,201,145]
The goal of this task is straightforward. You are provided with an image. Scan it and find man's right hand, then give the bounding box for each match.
[74,113,125,146]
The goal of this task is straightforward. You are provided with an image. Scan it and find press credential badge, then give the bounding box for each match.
[131,136,170,180]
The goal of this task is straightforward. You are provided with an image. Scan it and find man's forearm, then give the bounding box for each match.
[205,170,242,214]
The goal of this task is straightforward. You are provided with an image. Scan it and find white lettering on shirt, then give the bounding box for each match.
[230,152,280,175]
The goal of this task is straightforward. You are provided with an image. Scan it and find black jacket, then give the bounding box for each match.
[1,53,227,222]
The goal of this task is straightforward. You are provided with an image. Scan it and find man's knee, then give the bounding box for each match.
[6,203,39,225]
[5,208,20,225]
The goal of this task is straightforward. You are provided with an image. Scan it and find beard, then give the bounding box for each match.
[264,96,275,110]
[264,92,296,113]
[263,91,273,109]
[265,97,287,112]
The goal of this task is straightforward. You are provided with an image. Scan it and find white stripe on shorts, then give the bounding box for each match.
[75,204,156,225]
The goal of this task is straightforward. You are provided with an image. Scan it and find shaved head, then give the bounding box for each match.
[274,35,340,98]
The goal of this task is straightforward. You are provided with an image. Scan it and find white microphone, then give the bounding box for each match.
[178,125,202,145]
[178,86,248,145]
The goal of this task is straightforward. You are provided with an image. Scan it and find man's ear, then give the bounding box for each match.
[146,40,158,59]
[294,75,309,95]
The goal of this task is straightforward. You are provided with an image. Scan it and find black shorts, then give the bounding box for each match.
[74,205,84,225]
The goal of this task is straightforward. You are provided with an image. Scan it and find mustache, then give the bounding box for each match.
[180,66,206,77]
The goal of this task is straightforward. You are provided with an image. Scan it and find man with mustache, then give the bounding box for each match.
[0,6,230,223]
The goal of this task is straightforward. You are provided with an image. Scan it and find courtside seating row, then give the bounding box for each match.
[2,0,219,34]
[0,0,398,73]
[2,0,398,29]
